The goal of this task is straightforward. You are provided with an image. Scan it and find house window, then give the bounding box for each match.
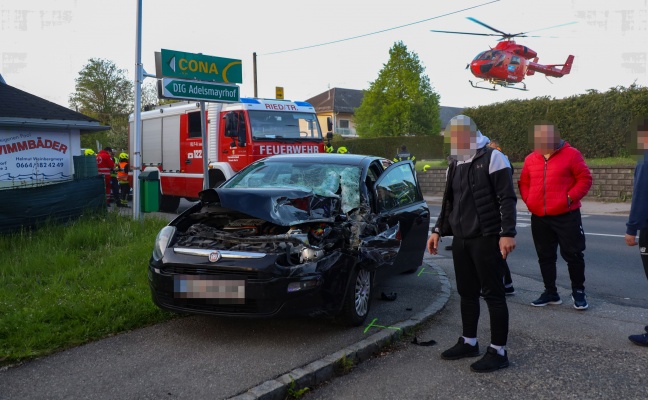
[339,119,350,129]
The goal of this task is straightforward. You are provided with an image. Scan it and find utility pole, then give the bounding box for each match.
[253,52,258,98]
[132,0,144,220]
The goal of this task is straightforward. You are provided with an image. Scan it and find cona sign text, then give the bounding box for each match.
[157,49,242,84]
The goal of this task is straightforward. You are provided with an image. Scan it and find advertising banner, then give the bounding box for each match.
[0,130,72,189]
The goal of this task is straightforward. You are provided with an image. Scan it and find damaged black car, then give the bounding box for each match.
[148,154,430,326]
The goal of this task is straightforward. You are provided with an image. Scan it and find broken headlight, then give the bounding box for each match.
[152,226,176,261]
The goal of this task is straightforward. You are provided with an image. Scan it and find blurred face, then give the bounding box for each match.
[445,116,478,161]
[638,129,648,150]
[533,124,560,154]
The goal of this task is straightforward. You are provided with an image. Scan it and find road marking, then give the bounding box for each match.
[585,232,626,238]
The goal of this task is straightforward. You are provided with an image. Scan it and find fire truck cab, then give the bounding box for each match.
[129,98,326,212]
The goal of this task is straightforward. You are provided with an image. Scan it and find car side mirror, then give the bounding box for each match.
[326,116,333,132]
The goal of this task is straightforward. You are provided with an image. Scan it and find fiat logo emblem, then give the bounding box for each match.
[209,251,221,263]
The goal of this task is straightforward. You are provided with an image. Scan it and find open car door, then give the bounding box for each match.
[372,161,430,275]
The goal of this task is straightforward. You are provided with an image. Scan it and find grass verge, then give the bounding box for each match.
[0,210,174,367]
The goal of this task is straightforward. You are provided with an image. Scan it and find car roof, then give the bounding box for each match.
[260,153,380,167]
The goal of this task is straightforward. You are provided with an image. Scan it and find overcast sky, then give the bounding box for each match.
[2,0,647,110]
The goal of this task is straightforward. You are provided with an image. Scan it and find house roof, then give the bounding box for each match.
[306,88,364,114]
[439,106,465,129]
[307,87,463,126]
[0,83,109,132]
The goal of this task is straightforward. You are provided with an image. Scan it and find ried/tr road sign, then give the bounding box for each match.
[158,78,240,102]
[156,49,242,84]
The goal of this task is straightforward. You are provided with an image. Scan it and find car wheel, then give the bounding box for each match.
[339,267,373,326]
[159,195,180,213]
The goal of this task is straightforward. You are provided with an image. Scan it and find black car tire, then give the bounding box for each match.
[159,195,180,213]
[338,267,374,326]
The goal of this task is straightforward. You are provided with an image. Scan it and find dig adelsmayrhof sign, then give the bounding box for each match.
[157,49,242,84]
[159,78,240,103]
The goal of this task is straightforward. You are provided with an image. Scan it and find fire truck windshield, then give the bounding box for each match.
[249,111,323,141]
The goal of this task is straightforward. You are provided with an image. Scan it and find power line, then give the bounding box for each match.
[259,0,500,56]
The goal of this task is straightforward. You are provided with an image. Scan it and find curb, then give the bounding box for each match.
[228,261,451,400]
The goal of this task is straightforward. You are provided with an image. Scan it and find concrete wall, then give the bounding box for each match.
[418,166,635,202]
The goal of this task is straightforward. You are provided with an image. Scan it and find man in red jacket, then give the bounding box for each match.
[519,123,592,310]
[96,146,116,206]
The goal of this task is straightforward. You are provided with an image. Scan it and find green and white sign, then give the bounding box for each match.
[157,49,242,84]
[158,78,240,102]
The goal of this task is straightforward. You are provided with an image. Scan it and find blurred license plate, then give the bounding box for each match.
[174,276,245,304]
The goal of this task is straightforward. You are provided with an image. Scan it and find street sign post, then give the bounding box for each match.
[156,49,242,84]
[158,78,240,102]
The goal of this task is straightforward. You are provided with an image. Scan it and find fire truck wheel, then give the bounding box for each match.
[159,195,180,213]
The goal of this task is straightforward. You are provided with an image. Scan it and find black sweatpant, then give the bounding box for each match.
[452,235,509,346]
[531,209,586,293]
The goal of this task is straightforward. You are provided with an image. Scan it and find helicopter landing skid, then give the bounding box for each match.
[469,80,528,91]
[469,80,497,91]
[501,82,528,91]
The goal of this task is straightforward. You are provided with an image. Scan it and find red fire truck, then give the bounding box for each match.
[129,98,329,212]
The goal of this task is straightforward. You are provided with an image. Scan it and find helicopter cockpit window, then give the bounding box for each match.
[511,56,521,65]
[476,50,502,61]
[473,51,486,61]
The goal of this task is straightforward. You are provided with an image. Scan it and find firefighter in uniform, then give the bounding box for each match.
[96,147,116,206]
[110,150,120,205]
[324,144,334,153]
[394,145,416,165]
[117,153,131,208]
[337,146,348,154]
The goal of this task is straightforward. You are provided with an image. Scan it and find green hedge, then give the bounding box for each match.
[327,85,648,162]
[330,135,444,160]
[462,85,648,162]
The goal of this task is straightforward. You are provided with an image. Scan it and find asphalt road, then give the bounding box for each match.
[427,205,648,309]
[0,232,441,400]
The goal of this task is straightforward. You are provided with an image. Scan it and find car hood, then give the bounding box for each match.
[201,187,340,226]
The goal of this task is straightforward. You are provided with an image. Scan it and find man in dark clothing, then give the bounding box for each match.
[428,115,517,373]
[394,145,416,165]
[519,123,592,310]
[626,118,648,347]
[487,139,515,295]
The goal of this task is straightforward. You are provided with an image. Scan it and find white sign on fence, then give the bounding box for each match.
[0,130,72,189]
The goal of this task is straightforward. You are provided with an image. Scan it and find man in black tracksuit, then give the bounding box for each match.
[428,115,517,373]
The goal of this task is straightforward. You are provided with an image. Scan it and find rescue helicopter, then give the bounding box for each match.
[431,17,575,91]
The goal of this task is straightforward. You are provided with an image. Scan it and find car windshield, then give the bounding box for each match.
[222,161,362,212]
[249,111,322,140]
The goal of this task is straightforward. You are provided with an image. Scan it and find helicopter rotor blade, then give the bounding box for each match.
[429,29,502,37]
[466,17,508,36]
[522,21,578,35]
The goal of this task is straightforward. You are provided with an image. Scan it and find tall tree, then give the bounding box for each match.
[69,58,133,150]
[355,41,441,138]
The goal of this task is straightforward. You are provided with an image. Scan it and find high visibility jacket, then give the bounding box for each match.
[110,157,119,177]
[96,150,115,177]
[394,151,416,164]
[117,161,130,182]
